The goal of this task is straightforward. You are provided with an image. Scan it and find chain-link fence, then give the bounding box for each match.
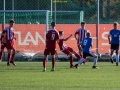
[1,0,120,23]
[0,0,120,61]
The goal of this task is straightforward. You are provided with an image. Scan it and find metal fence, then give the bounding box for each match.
[0,0,120,61]
[0,0,120,24]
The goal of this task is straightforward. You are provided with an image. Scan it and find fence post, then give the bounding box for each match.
[96,0,99,54]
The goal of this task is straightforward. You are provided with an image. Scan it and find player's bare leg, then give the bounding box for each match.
[72,51,81,59]
[77,45,82,56]
[10,49,16,66]
[110,50,114,64]
[75,58,85,68]
[51,55,55,71]
[68,53,74,68]
[115,50,119,66]
[72,51,81,68]
[78,45,88,64]
[92,55,99,69]
[77,45,88,64]
[0,49,4,62]
[7,50,11,66]
[43,55,47,72]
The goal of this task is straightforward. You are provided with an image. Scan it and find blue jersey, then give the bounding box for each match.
[109,29,120,44]
[82,37,92,53]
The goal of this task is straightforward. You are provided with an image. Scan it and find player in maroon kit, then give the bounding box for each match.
[0,31,7,62]
[58,31,87,68]
[1,19,16,66]
[43,21,59,72]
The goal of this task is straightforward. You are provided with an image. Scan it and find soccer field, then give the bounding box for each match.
[0,62,120,90]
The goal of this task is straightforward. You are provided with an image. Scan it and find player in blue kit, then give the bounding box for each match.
[108,22,120,66]
[74,32,99,69]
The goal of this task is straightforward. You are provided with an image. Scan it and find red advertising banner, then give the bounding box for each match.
[0,24,114,53]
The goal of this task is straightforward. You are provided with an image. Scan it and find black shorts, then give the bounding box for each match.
[111,44,119,50]
[83,52,96,58]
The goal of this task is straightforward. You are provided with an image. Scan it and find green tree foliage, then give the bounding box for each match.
[109,0,120,19]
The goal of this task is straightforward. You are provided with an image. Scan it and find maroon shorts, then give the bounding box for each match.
[7,40,16,50]
[44,49,56,55]
[1,43,7,49]
[62,47,73,55]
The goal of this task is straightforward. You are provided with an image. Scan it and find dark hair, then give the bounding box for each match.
[86,32,90,36]
[9,19,15,23]
[59,31,63,35]
[81,21,86,25]
[51,21,56,27]
[113,22,119,26]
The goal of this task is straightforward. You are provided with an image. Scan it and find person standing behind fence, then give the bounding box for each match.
[43,21,59,72]
[1,19,16,66]
[108,22,120,66]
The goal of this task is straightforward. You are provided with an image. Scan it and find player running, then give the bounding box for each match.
[1,19,16,66]
[58,31,87,68]
[108,22,120,66]
[75,32,99,69]
[43,21,59,72]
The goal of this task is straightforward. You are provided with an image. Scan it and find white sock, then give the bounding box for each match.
[93,58,97,66]
[116,54,119,63]
[78,58,84,64]
[110,54,113,59]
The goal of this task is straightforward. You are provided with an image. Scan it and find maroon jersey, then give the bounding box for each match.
[58,38,68,51]
[46,29,59,50]
[75,28,87,44]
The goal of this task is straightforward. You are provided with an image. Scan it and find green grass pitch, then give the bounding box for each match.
[0,62,120,90]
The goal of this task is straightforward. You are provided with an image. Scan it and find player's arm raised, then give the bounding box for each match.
[64,34,72,41]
